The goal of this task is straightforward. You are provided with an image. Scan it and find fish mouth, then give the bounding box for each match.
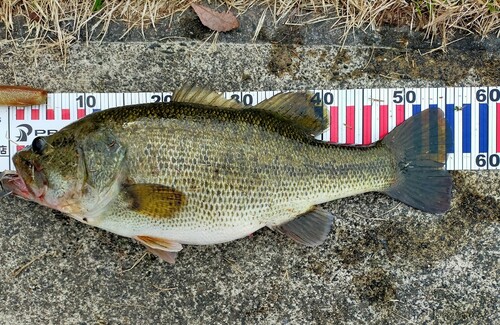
[0,170,46,201]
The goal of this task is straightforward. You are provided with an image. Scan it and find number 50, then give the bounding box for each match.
[393,90,416,104]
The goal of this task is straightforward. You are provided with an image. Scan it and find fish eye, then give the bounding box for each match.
[31,136,47,155]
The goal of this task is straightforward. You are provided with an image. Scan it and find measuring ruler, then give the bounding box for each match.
[1,86,499,171]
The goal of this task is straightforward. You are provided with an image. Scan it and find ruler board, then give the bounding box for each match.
[1,86,500,171]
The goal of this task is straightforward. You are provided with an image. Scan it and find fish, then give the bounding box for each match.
[0,85,452,264]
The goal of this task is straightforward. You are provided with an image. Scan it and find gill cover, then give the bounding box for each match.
[77,128,127,192]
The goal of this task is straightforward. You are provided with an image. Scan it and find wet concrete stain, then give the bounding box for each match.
[272,25,304,45]
[324,49,366,82]
[275,41,499,86]
[321,171,500,323]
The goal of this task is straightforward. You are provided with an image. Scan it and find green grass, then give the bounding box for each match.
[92,0,104,12]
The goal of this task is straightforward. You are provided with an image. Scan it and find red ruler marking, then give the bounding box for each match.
[363,105,372,145]
[346,105,355,144]
[379,104,388,139]
[62,108,70,120]
[396,104,405,126]
[330,106,338,143]
[16,109,24,120]
[77,108,86,119]
[46,108,55,120]
[31,108,39,120]
[496,103,500,153]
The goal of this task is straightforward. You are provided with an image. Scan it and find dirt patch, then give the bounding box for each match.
[267,25,304,77]
[452,172,500,223]
[179,11,213,40]
[325,49,364,82]
[268,44,299,77]
[364,49,500,85]
[352,268,397,304]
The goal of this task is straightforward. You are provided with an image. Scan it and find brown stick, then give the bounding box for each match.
[0,85,48,106]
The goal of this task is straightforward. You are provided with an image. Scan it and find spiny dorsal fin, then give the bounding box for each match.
[173,85,244,109]
[254,92,329,136]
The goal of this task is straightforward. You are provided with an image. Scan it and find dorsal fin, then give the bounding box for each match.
[173,85,329,135]
[254,92,329,136]
[173,85,243,109]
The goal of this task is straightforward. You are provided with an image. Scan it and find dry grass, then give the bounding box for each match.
[1,0,499,55]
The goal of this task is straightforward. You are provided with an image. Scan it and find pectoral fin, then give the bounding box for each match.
[123,184,187,219]
[275,207,335,247]
[135,235,183,264]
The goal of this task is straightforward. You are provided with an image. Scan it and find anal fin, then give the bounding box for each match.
[144,246,178,264]
[275,207,334,247]
[135,235,183,264]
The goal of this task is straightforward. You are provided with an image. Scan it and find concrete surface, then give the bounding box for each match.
[0,7,499,324]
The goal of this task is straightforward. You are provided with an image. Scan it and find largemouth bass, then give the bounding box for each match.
[1,86,452,263]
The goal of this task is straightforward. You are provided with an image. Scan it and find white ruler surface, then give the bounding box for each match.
[1,86,499,171]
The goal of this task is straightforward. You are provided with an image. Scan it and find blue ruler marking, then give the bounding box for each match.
[445,103,455,153]
[463,103,471,153]
[479,103,488,153]
[429,104,439,154]
[412,104,421,115]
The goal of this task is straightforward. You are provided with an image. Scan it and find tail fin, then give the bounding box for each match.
[382,109,452,213]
